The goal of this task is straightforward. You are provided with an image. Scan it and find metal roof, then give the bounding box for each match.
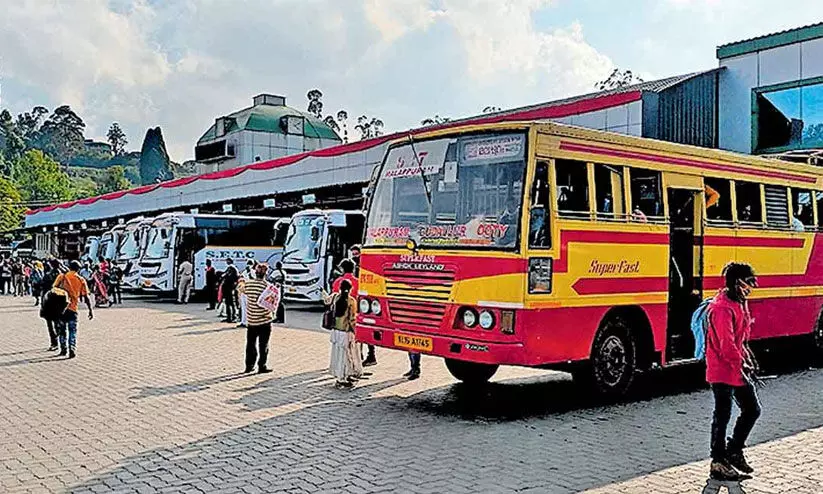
[717,22,823,59]
[466,70,720,124]
[197,103,341,144]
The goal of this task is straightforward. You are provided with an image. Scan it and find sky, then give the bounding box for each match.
[1,0,823,162]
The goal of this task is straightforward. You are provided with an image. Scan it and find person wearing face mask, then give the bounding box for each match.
[705,262,761,481]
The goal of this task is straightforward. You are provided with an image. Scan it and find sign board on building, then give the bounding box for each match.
[263,198,276,208]
[101,220,108,228]
[222,203,233,213]
[190,208,199,214]
[302,193,317,205]
[80,223,87,230]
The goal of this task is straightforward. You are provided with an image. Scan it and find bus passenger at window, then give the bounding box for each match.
[705,184,720,210]
[793,206,806,232]
[529,206,548,247]
[631,206,648,223]
[601,192,613,214]
[740,204,753,222]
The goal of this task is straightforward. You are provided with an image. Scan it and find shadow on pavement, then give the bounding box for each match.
[72,350,823,493]
[130,372,250,400]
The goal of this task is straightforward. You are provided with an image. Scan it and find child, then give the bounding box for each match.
[324,280,362,388]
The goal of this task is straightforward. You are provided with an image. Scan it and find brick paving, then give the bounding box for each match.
[0,295,822,493]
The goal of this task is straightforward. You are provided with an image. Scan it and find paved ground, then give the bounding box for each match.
[1,295,822,493]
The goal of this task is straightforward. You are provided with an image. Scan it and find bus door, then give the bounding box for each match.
[666,180,704,361]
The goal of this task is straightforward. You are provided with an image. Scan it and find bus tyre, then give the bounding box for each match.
[445,359,498,385]
[585,316,637,397]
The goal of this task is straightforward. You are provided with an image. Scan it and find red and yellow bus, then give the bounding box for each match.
[355,121,823,394]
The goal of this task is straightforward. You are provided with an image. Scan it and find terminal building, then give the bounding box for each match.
[24,22,823,258]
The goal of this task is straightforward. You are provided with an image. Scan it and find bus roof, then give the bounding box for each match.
[149,212,287,227]
[292,209,365,217]
[386,120,823,184]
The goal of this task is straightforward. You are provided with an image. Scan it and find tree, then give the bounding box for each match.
[595,69,644,91]
[107,123,128,155]
[307,89,324,119]
[100,165,131,194]
[482,106,502,114]
[15,106,49,146]
[0,176,25,232]
[336,110,349,143]
[12,149,73,203]
[0,109,25,169]
[69,176,98,200]
[34,105,86,164]
[139,127,172,185]
[355,115,384,140]
[421,115,450,127]
[323,115,340,132]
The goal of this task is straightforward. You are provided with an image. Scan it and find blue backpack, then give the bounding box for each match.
[690,297,713,360]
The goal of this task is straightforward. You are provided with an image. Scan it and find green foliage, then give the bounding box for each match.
[355,115,384,139]
[33,105,86,163]
[139,127,172,185]
[100,166,131,194]
[12,149,73,202]
[0,109,25,167]
[69,176,98,200]
[107,123,128,155]
[0,176,25,232]
[596,68,644,91]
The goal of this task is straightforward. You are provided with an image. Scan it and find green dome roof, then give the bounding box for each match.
[197,102,341,144]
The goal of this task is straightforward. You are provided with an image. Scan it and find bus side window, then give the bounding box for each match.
[529,162,551,249]
[555,159,589,218]
[705,177,733,224]
[595,164,625,219]
[792,188,814,229]
[629,168,663,221]
[735,181,763,224]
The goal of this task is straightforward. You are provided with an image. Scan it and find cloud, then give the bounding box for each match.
[0,0,614,161]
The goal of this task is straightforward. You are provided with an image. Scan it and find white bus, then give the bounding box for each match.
[139,213,289,293]
[115,217,153,289]
[81,236,100,263]
[98,225,124,263]
[281,209,365,303]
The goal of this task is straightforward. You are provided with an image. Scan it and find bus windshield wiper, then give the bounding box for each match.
[407,134,432,206]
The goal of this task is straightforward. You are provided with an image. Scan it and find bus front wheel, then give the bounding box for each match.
[445,359,498,385]
[575,315,637,397]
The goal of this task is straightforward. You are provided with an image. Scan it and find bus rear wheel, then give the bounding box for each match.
[445,359,499,385]
[575,315,637,397]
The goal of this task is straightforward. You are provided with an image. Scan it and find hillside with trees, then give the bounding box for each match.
[0,104,185,233]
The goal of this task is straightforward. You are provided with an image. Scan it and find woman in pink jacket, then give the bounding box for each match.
[706,262,761,481]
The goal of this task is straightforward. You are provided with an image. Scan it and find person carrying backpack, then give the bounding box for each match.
[52,261,95,359]
[39,260,62,351]
[704,262,761,481]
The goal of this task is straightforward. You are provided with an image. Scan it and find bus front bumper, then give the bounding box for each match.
[355,323,529,366]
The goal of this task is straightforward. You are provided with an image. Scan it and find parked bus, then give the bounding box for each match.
[98,225,124,264]
[81,236,100,263]
[355,121,823,395]
[115,217,153,289]
[281,209,365,303]
[139,213,289,293]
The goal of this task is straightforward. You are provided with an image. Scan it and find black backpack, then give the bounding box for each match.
[40,288,69,320]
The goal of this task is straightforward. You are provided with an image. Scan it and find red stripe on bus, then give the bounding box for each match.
[702,236,805,248]
[559,141,818,184]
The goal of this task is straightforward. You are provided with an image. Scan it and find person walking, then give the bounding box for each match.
[243,263,275,374]
[30,261,44,306]
[205,259,217,310]
[108,263,123,305]
[53,261,94,359]
[706,262,761,481]
[177,257,194,304]
[0,258,8,295]
[324,279,361,388]
[39,260,61,351]
[221,259,240,323]
[11,259,24,296]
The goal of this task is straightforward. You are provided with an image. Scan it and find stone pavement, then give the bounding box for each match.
[0,295,822,493]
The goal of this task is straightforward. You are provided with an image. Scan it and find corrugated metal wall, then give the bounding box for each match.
[643,72,718,149]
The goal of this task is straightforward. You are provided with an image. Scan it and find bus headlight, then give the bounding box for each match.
[462,309,478,328]
[370,299,382,315]
[359,298,371,314]
[478,310,495,330]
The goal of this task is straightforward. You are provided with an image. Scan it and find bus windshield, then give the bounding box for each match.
[366,132,526,249]
[282,215,325,264]
[117,230,142,261]
[144,227,173,260]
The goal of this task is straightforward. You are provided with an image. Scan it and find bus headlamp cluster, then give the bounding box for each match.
[359,297,382,315]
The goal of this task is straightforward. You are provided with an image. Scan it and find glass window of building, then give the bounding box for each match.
[756,81,823,151]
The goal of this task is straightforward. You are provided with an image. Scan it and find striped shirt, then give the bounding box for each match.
[244,279,274,326]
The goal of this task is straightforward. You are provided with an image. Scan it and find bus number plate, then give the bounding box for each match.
[394,333,433,352]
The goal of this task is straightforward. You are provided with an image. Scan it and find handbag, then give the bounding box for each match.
[321,294,337,330]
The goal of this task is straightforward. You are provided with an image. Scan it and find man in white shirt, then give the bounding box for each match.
[177,258,194,304]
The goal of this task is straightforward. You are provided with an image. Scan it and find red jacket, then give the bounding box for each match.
[332,273,358,296]
[705,289,752,386]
